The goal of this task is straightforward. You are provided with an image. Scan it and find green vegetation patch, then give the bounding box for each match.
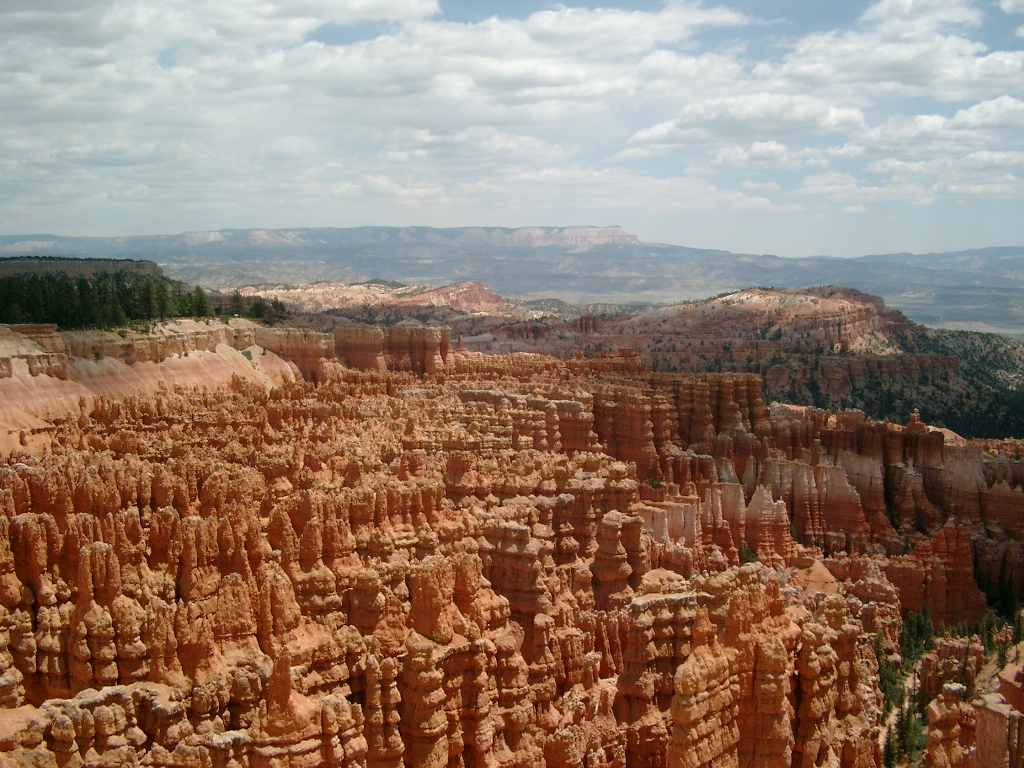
[0,270,210,329]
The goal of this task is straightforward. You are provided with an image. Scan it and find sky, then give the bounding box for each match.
[2,0,1023,257]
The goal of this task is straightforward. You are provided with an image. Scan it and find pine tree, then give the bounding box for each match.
[77,276,97,328]
[883,726,896,768]
[191,286,211,317]
[270,298,287,322]
[921,605,934,649]
[895,705,908,756]
[140,277,157,320]
[172,282,185,317]
[229,290,244,317]
[155,280,170,320]
[112,293,128,326]
[0,270,206,329]
[249,298,267,319]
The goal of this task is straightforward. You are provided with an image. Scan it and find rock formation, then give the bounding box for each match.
[920,635,985,704]
[925,683,975,768]
[1,320,1023,766]
[440,286,1021,440]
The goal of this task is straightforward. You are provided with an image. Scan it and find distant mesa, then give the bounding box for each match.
[238,279,510,315]
[0,226,1021,337]
[431,225,642,250]
[179,230,227,246]
[0,256,164,279]
[0,240,57,254]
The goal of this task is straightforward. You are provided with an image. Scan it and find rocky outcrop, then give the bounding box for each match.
[393,281,509,313]
[669,571,880,768]
[883,522,988,627]
[254,326,334,382]
[924,683,975,768]
[0,351,907,767]
[336,324,387,371]
[333,323,453,375]
[385,325,450,375]
[669,605,737,768]
[0,325,68,380]
[0,321,296,453]
[466,286,991,435]
[921,635,985,705]
[6,336,1024,766]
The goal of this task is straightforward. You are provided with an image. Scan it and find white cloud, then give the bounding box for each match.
[799,171,934,203]
[1002,0,1024,13]
[950,96,1024,128]
[963,150,1024,167]
[932,174,1024,196]
[866,157,936,174]
[670,95,864,136]
[846,96,1024,165]
[625,96,865,161]
[842,204,869,214]
[762,0,1023,103]
[713,141,828,170]
[861,0,983,32]
[518,4,748,57]
[0,0,1021,254]
[311,165,807,225]
[827,143,867,159]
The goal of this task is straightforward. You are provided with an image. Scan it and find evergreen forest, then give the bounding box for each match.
[0,271,212,329]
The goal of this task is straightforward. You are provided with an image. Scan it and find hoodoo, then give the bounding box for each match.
[0,321,1021,767]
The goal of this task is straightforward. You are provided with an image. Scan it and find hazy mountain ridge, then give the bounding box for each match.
[2,226,1022,337]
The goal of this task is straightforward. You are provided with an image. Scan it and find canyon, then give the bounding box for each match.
[0,317,1023,767]
[234,281,1024,439]
[432,287,1024,441]
[5,227,1023,339]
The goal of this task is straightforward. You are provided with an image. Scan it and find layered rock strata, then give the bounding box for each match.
[0,348,901,767]
[1,333,1022,767]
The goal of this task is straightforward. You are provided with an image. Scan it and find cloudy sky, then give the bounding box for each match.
[2,0,1023,256]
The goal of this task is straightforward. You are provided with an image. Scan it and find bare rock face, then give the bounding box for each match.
[462,287,971,432]
[883,521,989,627]
[255,326,335,382]
[669,605,737,768]
[2,339,1022,767]
[920,635,985,705]
[392,281,510,314]
[332,323,452,375]
[385,325,450,375]
[0,320,299,454]
[336,324,388,372]
[925,683,974,768]
[0,324,68,379]
[823,555,904,657]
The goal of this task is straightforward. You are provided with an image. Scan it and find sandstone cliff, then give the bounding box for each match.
[448,286,1024,440]
[0,326,1021,767]
[0,347,901,768]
